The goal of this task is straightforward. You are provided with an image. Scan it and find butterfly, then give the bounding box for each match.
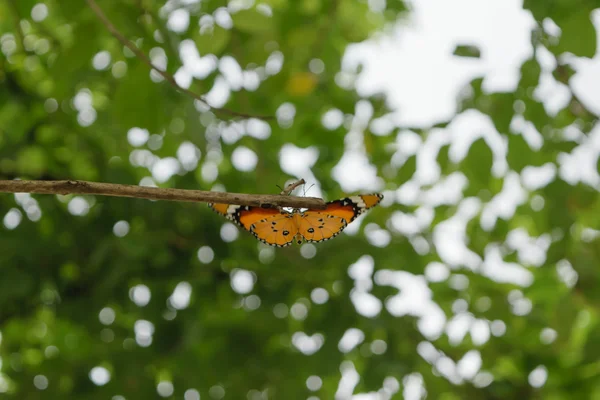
[209,194,383,247]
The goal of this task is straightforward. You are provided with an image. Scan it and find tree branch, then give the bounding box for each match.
[0,180,327,209]
[85,0,274,120]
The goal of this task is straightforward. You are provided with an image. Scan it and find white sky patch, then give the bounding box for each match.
[130,149,158,168]
[433,197,482,270]
[177,141,201,171]
[14,192,42,222]
[219,56,244,91]
[364,223,391,248]
[67,196,91,216]
[332,101,386,192]
[178,40,217,80]
[533,46,571,116]
[389,206,434,237]
[276,102,296,128]
[332,149,384,192]
[424,262,450,282]
[446,312,473,346]
[343,0,535,127]
[557,123,600,188]
[481,244,534,286]
[265,51,284,76]
[4,208,22,230]
[335,361,360,399]
[529,365,548,388]
[505,228,551,267]
[391,130,422,168]
[420,172,469,207]
[231,146,258,172]
[134,319,154,347]
[204,76,230,107]
[92,51,111,71]
[347,256,383,317]
[218,121,244,144]
[130,284,151,307]
[521,163,556,191]
[375,269,446,340]
[338,328,365,353]
[149,48,168,82]
[214,7,233,29]
[279,144,322,198]
[89,366,111,386]
[220,222,238,242]
[457,350,482,381]
[348,255,374,287]
[167,8,190,33]
[446,110,508,177]
[322,108,344,130]
[509,115,544,150]
[292,332,324,355]
[246,118,271,139]
[480,172,528,231]
[403,373,426,400]
[230,269,255,294]
[152,157,180,183]
[169,281,193,310]
[470,319,491,346]
[242,70,261,91]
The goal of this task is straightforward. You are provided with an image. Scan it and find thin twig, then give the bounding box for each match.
[7,0,25,52]
[0,180,327,209]
[85,0,274,120]
[280,179,306,195]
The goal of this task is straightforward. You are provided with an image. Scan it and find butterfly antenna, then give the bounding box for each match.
[302,183,315,197]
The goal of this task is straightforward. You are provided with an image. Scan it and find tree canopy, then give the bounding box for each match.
[1,0,600,399]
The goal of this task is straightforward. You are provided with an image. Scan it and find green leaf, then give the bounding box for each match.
[553,9,597,58]
[453,44,481,58]
[195,26,232,55]
[231,9,275,34]
[112,62,169,132]
[462,138,493,190]
[507,132,537,172]
[397,154,416,183]
[17,146,48,176]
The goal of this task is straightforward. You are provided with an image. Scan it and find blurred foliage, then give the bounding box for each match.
[1,0,600,399]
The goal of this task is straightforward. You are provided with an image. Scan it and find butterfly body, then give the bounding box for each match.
[210,194,383,247]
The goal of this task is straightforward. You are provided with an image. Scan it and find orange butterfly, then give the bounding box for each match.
[209,194,383,247]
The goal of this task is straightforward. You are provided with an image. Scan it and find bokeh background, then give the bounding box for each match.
[1,0,600,398]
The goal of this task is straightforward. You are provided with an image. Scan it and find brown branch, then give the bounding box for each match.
[85,0,274,120]
[0,180,327,209]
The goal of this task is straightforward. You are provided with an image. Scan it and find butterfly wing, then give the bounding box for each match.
[323,194,384,223]
[209,203,299,247]
[209,203,240,221]
[209,194,383,246]
[245,212,299,247]
[297,211,348,243]
[297,194,384,243]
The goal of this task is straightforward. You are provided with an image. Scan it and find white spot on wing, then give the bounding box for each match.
[349,196,366,208]
[227,205,241,214]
